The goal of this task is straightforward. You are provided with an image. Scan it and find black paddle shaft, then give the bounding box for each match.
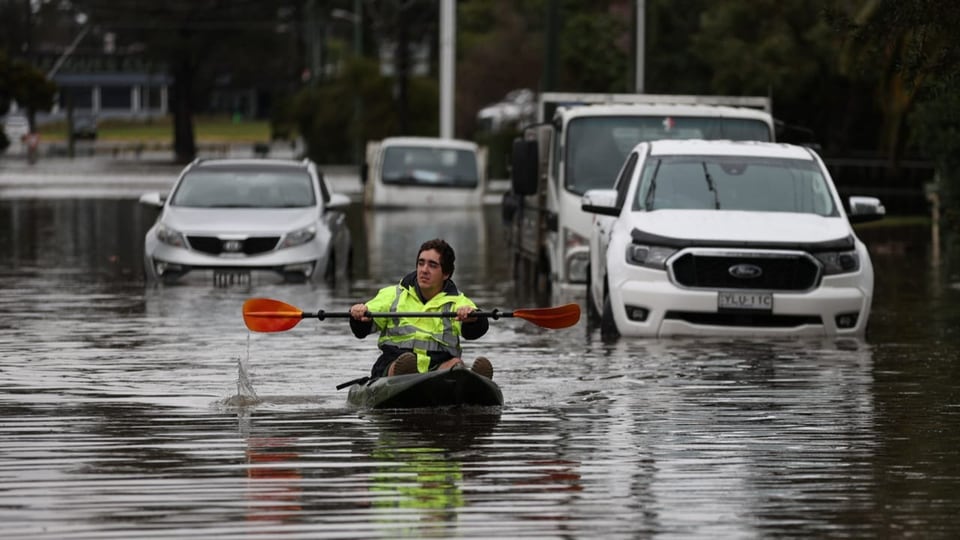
[307,309,511,321]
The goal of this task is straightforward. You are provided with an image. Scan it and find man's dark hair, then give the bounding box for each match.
[419,238,455,276]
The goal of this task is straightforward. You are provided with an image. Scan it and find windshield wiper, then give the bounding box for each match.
[702,162,721,209]
[644,159,662,210]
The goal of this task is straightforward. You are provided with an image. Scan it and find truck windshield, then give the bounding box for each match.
[564,115,772,195]
[634,155,838,216]
[381,146,480,188]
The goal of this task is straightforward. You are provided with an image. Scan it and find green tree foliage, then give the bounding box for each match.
[688,1,860,150]
[363,0,438,134]
[835,0,960,159]
[458,0,542,136]
[643,0,712,94]
[292,57,438,164]
[833,0,960,235]
[0,50,57,128]
[558,3,632,92]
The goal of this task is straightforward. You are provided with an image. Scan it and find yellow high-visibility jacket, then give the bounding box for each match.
[361,272,485,373]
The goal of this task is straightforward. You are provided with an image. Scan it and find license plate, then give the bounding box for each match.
[213,270,251,286]
[718,291,773,311]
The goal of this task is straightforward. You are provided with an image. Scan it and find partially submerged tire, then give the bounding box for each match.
[585,267,600,323]
[600,291,619,340]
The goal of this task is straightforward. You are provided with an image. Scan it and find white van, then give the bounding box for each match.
[362,136,487,208]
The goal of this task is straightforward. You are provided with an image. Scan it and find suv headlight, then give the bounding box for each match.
[279,225,317,249]
[815,250,860,275]
[625,244,676,270]
[156,223,187,247]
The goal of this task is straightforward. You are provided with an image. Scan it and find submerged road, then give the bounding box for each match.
[3,146,957,538]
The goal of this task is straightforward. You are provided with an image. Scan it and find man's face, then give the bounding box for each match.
[417,248,448,294]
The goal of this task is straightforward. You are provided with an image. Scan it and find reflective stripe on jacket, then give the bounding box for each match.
[367,272,478,372]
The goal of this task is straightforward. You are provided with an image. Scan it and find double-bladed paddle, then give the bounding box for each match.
[242,297,581,333]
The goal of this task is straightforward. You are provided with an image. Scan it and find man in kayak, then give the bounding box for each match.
[349,238,494,379]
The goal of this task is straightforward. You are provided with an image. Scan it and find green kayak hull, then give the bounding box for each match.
[346,366,503,409]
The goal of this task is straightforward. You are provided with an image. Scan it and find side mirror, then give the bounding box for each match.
[847,196,885,224]
[511,138,539,196]
[139,192,166,208]
[581,189,621,217]
[326,192,352,211]
[360,163,369,185]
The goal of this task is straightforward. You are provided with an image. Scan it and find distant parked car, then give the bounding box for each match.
[71,112,98,140]
[582,139,884,338]
[139,158,352,285]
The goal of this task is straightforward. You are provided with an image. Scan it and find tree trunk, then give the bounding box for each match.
[171,58,196,164]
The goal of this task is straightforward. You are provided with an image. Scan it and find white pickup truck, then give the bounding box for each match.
[581,139,885,338]
[504,92,776,304]
[362,136,487,208]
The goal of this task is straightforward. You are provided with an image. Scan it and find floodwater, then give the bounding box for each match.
[1,196,959,539]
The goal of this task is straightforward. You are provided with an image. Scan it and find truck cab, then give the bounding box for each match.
[506,93,776,304]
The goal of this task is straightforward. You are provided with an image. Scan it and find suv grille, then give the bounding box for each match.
[187,236,280,255]
[670,251,820,291]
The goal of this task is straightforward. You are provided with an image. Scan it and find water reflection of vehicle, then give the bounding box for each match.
[361,208,488,285]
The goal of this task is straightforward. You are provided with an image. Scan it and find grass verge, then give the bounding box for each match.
[38,115,274,144]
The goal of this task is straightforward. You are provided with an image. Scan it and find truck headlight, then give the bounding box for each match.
[563,228,590,283]
[625,244,676,270]
[567,252,589,283]
[815,250,860,275]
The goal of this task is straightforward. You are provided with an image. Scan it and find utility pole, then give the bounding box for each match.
[439,0,455,139]
[353,0,363,165]
[635,0,645,92]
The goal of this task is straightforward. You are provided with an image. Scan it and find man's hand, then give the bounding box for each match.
[456,305,478,322]
[350,303,370,321]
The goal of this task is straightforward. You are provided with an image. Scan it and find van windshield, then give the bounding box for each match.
[381,146,480,188]
[564,115,772,195]
[633,155,838,216]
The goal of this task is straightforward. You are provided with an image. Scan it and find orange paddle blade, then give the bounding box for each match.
[243,298,305,333]
[512,303,581,329]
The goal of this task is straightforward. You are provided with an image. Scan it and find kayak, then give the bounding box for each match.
[345,365,503,409]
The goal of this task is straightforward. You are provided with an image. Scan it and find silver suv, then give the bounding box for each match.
[140,158,353,285]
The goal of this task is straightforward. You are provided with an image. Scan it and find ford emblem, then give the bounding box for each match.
[728,263,762,279]
[223,240,243,253]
